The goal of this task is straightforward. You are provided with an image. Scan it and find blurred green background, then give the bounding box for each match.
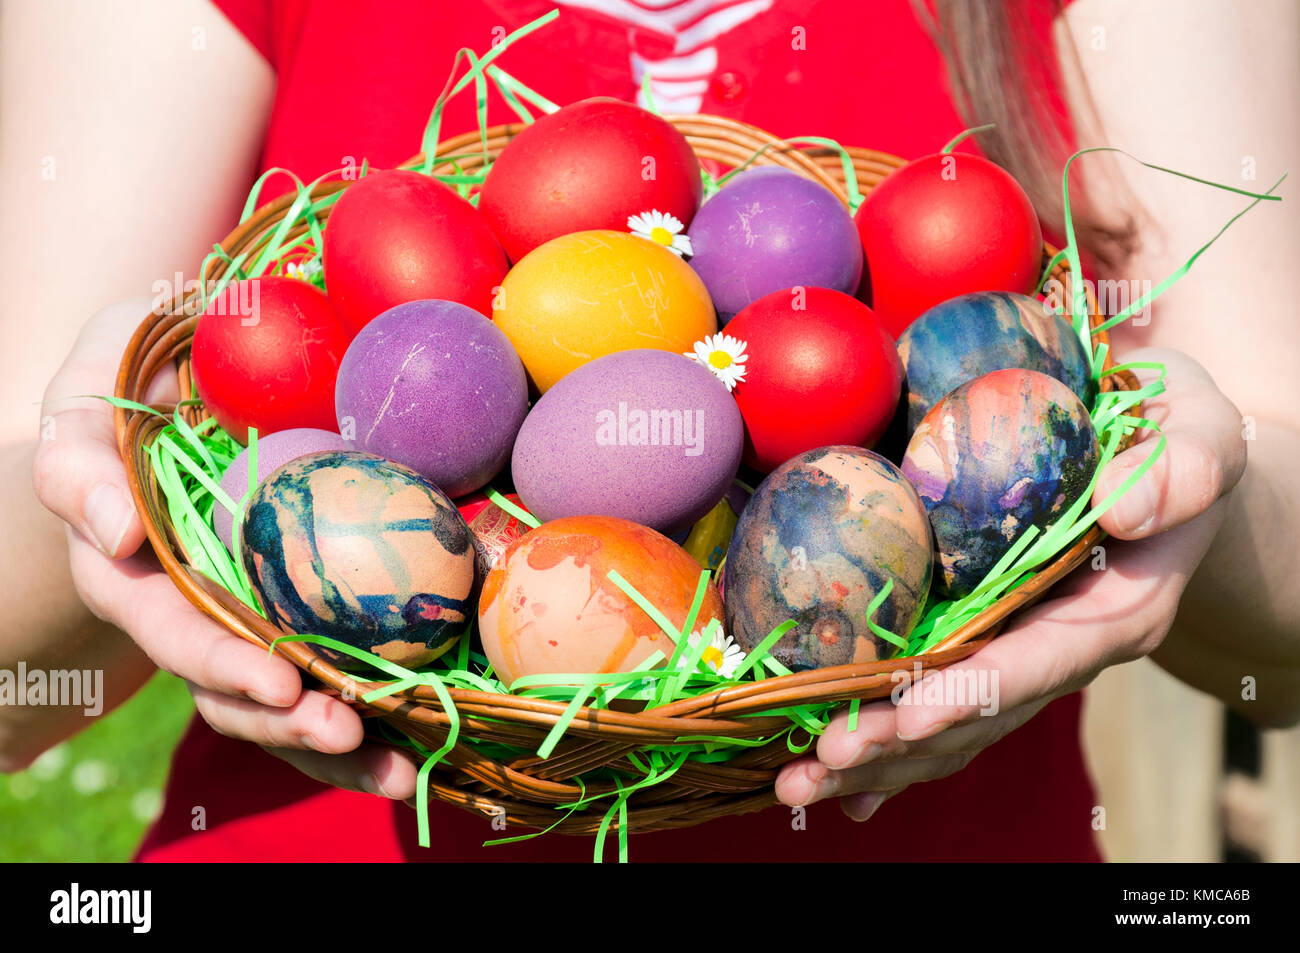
[0,673,193,862]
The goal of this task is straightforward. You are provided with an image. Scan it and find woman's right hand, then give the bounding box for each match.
[32,298,419,800]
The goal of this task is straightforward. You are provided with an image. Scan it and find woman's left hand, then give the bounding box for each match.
[774,348,1248,820]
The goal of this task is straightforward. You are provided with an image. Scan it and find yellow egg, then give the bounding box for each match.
[493,230,716,393]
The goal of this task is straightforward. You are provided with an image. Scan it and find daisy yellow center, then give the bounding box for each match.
[701,646,724,670]
[650,226,674,245]
[708,350,733,369]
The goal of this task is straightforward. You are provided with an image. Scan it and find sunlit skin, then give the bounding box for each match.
[6,0,1298,822]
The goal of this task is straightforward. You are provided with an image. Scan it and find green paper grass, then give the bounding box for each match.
[109,8,1285,862]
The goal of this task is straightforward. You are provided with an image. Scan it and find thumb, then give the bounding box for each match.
[1094,351,1246,540]
[32,298,172,558]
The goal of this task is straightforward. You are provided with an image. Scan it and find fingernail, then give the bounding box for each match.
[845,791,887,822]
[1110,469,1157,535]
[898,719,953,742]
[84,483,133,557]
[825,742,883,770]
[359,773,394,798]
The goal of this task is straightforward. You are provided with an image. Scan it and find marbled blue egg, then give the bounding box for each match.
[897,291,1095,433]
[724,446,933,670]
[241,450,475,671]
[901,369,1100,598]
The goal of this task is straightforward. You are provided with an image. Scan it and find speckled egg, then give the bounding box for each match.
[687,167,863,324]
[214,427,350,553]
[240,451,476,671]
[478,515,723,687]
[898,291,1095,433]
[724,447,933,671]
[511,349,744,537]
[334,299,529,498]
[901,368,1101,598]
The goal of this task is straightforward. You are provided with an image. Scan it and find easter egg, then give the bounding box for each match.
[478,515,722,687]
[682,480,751,571]
[726,287,902,471]
[898,291,1095,433]
[323,169,509,333]
[901,369,1101,598]
[511,349,743,537]
[479,98,703,262]
[191,277,352,444]
[335,299,528,498]
[493,230,716,394]
[724,446,933,670]
[854,153,1043,337]
[214,427,350,552]
[687,167,863,324]
[241,451,475,670]
[455,491,532,585]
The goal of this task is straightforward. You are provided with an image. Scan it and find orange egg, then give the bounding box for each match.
[478,515,723,688]
[492,230,716,393]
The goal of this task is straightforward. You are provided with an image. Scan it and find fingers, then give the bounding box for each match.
[263,744,420,800]
[66,529,304,708]
[890,512,1221,742]
[840,787,906,823]
[778,700,1046,807]
[1095,348,1247,539]
[190,682,365,754]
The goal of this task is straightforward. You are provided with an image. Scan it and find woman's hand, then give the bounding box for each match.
[31,299,418,799]
[774,348,1247,820]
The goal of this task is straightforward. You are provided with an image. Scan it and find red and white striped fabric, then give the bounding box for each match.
[558,0,776,111]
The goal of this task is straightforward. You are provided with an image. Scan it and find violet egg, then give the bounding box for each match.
[214,427,350,552]
[334,299,529,498]
[686,167,863,324]
[901,368,1101,598]
[511,349,744,537]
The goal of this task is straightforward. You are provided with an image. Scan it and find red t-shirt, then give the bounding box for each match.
[136,0,1101,862]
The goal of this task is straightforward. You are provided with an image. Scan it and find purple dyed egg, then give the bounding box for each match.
[334,299,529,497]
[687,167,863,324]
[511,349,744,537]
[214,427,350,552]
[901,369,1101,598]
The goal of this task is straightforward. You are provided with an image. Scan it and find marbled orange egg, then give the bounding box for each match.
[477,515,722,687]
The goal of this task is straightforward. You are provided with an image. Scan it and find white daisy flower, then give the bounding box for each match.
[285,258,323,282]
[628,210,693,257]
[684,332,748,391]
[686,626,745,679]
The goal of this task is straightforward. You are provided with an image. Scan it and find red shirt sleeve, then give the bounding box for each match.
[212,0,275,66]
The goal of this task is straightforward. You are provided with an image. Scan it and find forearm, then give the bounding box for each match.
[0,440,155,771]
[1153,419,1300,727]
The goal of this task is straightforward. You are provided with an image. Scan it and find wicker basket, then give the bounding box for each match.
[114,114,1137,835]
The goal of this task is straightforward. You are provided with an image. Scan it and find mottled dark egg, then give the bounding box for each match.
[241,450,475,671]
[724,446,933,671]
[897,291,1095,434]
[901,369,1100,598]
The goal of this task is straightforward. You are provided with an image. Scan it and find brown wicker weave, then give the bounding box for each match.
[114,114,1138,835]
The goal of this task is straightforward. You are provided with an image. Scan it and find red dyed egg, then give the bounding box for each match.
[726,287,902,472]
[323,169,508,333]
[478,98,703,263]
[854,153,1043,338]
[191,277,351,444]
